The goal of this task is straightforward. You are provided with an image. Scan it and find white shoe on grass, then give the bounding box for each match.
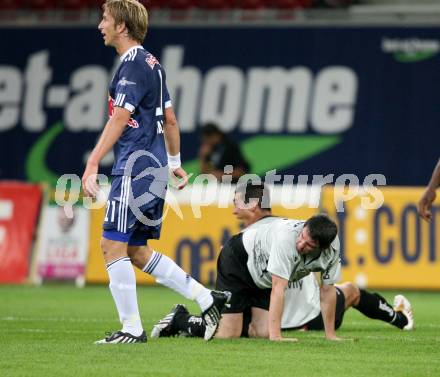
[393,295,414,330]
[95,330,147,344]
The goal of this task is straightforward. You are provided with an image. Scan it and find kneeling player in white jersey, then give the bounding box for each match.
[151,182,413,341]
[152,274,413,340]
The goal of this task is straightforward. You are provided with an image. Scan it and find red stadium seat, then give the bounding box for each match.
[323,0,353,7]
[90,0,105,8]
[168,0,195,10]
[265,0,313,8]
[26,0,56,10]
[0,0,23,10]
[239,0,266,10]
[141,0,169,10]
[195,0,236,10]
[296,0,313,8]
[63,0,90,10]
[278,0,298,8]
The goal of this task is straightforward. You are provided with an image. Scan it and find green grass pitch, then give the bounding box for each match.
[1,286,440,377]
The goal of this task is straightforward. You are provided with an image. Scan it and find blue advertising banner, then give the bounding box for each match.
[1,26,439,185]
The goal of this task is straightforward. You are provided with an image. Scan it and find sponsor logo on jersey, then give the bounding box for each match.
[146,53,159,69]
[127,118,139,129]
[108,96,139,128]
[287,280,303,290]
[117,77,136,86]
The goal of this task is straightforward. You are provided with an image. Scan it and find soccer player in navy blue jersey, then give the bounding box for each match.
[82,0,229,344]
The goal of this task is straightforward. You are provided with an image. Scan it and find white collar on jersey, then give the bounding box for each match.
[119,45,145,62]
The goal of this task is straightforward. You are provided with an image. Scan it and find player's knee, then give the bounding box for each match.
[100,237,126,262]
[248,322,269,338]
[216,315,243,339]
[100,237,112,255]
[128,245,152,269]
[127,247,142,266]
[129,252,143,269]
[346,282,361,305]
[215,329,241,339]
[339,282,360,307]
[352,284,361,305]
[215,324,241,339]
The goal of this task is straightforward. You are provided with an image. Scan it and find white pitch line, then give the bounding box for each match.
[0,316,114,323]
[363,335,417,341]
[2,328,90,334]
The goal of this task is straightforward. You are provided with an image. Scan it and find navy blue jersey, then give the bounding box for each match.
[108,46,170,178]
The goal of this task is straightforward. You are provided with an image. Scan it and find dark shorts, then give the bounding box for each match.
[301,287,346,330]
[216,233,272,314]
[102,175,166,245]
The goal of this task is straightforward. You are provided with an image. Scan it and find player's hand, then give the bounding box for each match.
[418,188,436,222]
[171,167,189,190]
[82,162,99,197]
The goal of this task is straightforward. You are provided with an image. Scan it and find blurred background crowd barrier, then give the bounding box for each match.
[0,0,439,288]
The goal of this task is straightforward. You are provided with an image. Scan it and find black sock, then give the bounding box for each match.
[354,290,408,329]
[174,311,206,337]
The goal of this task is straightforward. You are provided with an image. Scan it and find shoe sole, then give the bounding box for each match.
[95,331,147,344]
[151,305,188,339]
[94,339,146,344]
[150,326,162,339]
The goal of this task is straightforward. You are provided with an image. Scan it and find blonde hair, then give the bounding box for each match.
[103,0,148,44]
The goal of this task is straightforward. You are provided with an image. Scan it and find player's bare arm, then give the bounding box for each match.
[320,284,344,341]
[269,274,297,342]
[163,106,188,190]
[82,107,130,197]
[418,158,440,222]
